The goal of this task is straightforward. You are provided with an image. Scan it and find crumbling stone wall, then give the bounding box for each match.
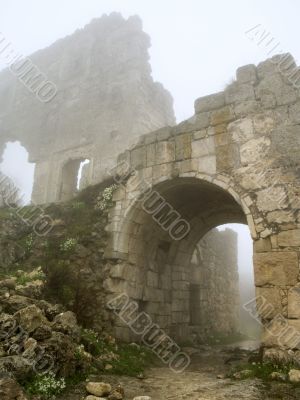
[0,13,175,204]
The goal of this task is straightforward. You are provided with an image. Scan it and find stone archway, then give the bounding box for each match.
[104,175,253,342]
[104,57,300,351]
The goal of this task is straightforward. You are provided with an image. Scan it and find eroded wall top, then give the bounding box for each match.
[0,13,175,163]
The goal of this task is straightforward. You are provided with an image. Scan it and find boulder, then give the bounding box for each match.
[86,382,112,397]
[37,300,64,321]
[270,371,286,381]
[1,295,35,314]
[108,385,124,399]
[52,311,80,340]
[0,377,28,400]
[40,331,78,377]
[0,356,32,380]
[0,279,16,290]
[15,280,44,299]
[289,369,300,383]
[85,397,106,400]
[31,324,52,340]
[133,397,152,400]
[14,305,48,333]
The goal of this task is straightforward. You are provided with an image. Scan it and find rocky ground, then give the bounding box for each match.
[55,342,300,400]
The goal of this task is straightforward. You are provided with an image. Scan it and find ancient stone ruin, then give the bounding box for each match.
[0,13,175,204]
[0,13,300,358]
[104,53,300,348]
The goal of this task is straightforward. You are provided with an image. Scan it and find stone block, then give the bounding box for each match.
[194,92,225,113]
[236,64,257,83]
[214,132,229,146]
[225,83,255,104]
[193,112,211,129]
[227,118,254,142]
[155,141,175,164]
[175,133,192,160]
[210,106,235,126]
[256,287,282,319]
[216,143,240,171]
[234,100,260,117]
[278,229,300,247]
[191,137,215,158]
[198,155,216,174]
[131,146,146,169]
[256,73,297,106]
[146,143,156,166]
[288,285,300,319]
[262,317,300,349]
[254,251,298,286]
[254,238,272,253]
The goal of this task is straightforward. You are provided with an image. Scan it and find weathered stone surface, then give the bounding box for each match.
[256,287,282,318]
[288,285,300,319]
[289,369,300,383]
[254,252,298,286]
[175,134,192,160]
[227,118,254,142]
[216,143,240,170]
[262,317,300,348]
[278,229,300,247]
[290,102,300,123]
[52,311,80,340]
[194,92,225,113]
[210,106,234,125]
[133,397,152,400]
[240,136,271,165]
[86,382,112,397]
[256,186,288,212]
[0,377,28,400]
[0,14,175,204]
[236,64,257,84]
[191,137,215,158]
[14,305,48,333]
[225,83,255,104]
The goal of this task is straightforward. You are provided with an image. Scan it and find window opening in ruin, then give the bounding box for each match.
[60,158,90,201]
[0,141,35,204]
[77,159,90,190]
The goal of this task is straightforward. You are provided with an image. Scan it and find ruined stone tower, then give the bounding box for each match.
[0,13,175,204]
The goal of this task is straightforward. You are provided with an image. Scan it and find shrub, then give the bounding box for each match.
[25,372,66,398]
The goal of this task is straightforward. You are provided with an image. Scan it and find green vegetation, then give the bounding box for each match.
[229,361,297,382]
[23,372,66,399]
[81,329,155,376]
[15,270,45,286]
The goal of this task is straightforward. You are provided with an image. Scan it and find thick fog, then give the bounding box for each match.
[0,0,299,328]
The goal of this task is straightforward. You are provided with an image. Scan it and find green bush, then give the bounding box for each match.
[24,372,66,399]
[81,329,154,377]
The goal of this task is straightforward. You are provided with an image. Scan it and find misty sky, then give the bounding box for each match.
[1,0,299,289]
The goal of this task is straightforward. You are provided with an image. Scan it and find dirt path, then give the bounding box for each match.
[59,342,300,400]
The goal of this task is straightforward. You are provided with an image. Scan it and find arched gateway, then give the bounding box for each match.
[104,55,300,353]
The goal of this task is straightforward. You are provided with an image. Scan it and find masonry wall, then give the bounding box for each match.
[189,228,240,340]
[0,13,175,204]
